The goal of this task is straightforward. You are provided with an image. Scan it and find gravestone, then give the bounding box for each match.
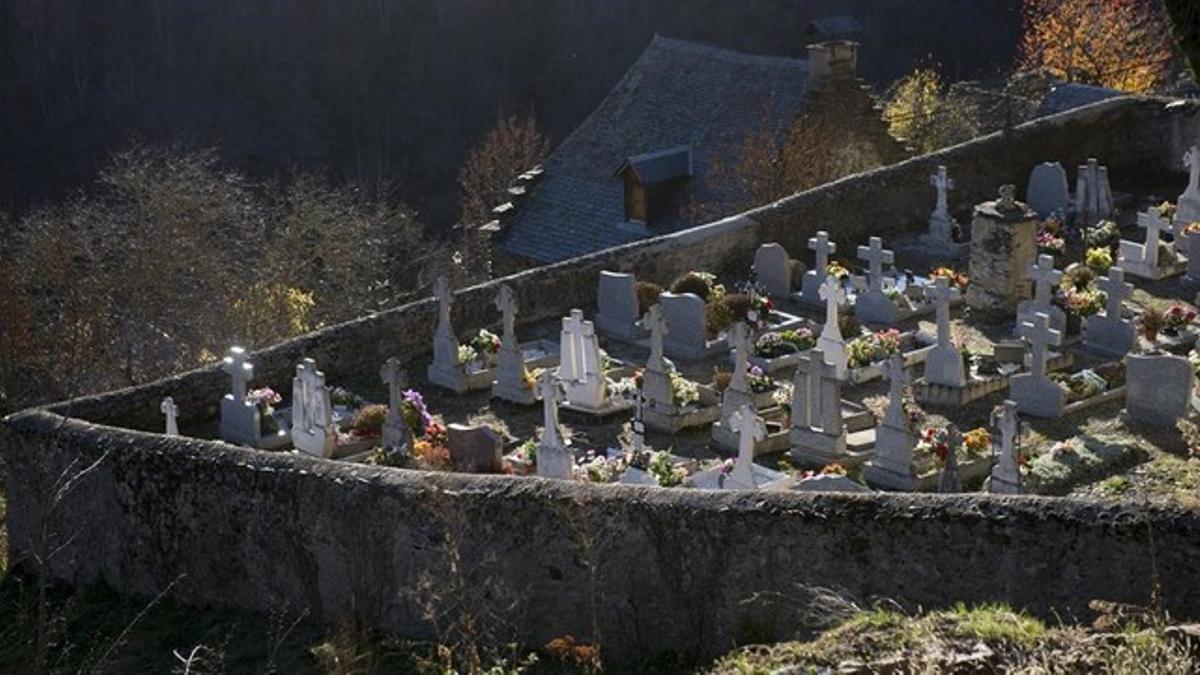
[800,231,837,305]
[726,404,768,490]
[161,397,179,437]
[790,348,848,464]
[1083,268,1135,358]
[1176,145,1200,244]
[923,277,967,387]
[492,285,536,404]
[754,243,792,299]
[854,237,898,324]
[535,371,572,480]
[559,309,607,411]
[928,166,958,245]
[721,323,756,419]
[380,357,413,452]
[1074,158,1114,226]
[219,346,261,447]
[659,291,716,360]
[1026,162,1070,218]
[1016,254,1066,334]
[641,304,673,407]
[864,355,917,491]
[1118,208,1177,280]
[817,275,848,378]
[448,423,504,473]
[938,426,962,493]
[966,186,1038,319]
[291,358,335,458]
[989,400,1022,495]
[1126,353,1192,426]
[1189,233,1200,281]
[595,271,644,340]
[1011,313,1065,418]
[427,276,467,392]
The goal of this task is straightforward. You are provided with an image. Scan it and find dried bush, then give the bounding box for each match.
[635,281,663,316]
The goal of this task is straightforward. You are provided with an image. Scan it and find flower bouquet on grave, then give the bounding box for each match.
[915,426,958,470]
[754,328,816,358]
[929,267,968,292]
[1163,304,1197,337]
[247,387,282,435]
[1056,287,1105,319]
[1190,349,1200,379]
[504,438,539,475]
[574,449,628,484]
[468,329,502,367]
[745,294,774,329]
[745,364,776,394]
[1083,220,1120,249]
[1185,222,1200,237]
[647,450,688,487]
[1159,201,1178,221]
[342,404,387,440]
[826,261,851,281]
[1037,229,1067,258]
[845,328,902,370]
[1051,369,1109,403]
[1085,247,1113,273]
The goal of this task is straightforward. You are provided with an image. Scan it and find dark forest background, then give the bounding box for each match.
[0,0,1021,234]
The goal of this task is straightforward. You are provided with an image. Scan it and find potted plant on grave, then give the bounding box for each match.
[672,271,733,340]
[1084,247,1113,274]
[929,266,969,292]
[845,328,903,370]
[1139,305,1166,343]
[915,426,958,472]
[339,403,387,452]
[247,387,283,435]
[1083,220,1120,250]
[1158,201,1178,221]
[753,328,816,358]
[1036,228,1067,259]
[745,364,775,394]
[826,260,851,281]
[648,450,687,487]
[1163,304,1198,338]
[1051,369,1110,403]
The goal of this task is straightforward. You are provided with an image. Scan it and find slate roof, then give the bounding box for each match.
[499,35,811,263]
[1036,83,1122,117]
[806,15,864,38]
[615,145,693,184]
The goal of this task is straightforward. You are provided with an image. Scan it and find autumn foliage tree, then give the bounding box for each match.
[883,68,982,155]
[1015,0,1174,93]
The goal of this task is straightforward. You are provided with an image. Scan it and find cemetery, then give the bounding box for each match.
[6,96,1200,663]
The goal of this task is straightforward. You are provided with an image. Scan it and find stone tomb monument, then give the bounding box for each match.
[594,271,646,341]
[491,284,537,405]
[1016,254,1066,335]
[1125,352,1193,426]
[1026,161,1070,219]
[535,371,572,480]
[863,355,918,491]
[988,400,1022,495]
[380,357,413,453]
[966,186,1038,320]
[291,358,336,458]
[1118,208,1184,281]
[798,231,837,306]
[1010,313,1065,418]
[753,242,793,299]
[1176,145,1200,247]
[659,291,727,360]
[1083,268,1135,358]
[790,348,849,466]
[218,347,289,449]
[1073,158,1113,226]
[853,237,899,324]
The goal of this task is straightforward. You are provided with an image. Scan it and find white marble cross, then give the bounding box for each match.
[728,322,752,393]
[1028,254,1063,309]
[645,304,668,372]
[728,403,766,488]
[1018,312,1061,379]
[560,309,592,384]
[856,237,894,292]
[990,399,1022,494]
[1136,208,1171,267]
[928,277,959,348]
[434,275,454,336]
[161,397,179,436]
[819,275,845,330]
[1096,268,1133,320]
[1185,145,1200,200]
[880,354,908,429]
[495,284,518,347]
[223,347,254,401]
[808,230,836,272]
[930,166,953,215]
[998,184,1016,210]
[538,370,563,448]
[380,357,407,419]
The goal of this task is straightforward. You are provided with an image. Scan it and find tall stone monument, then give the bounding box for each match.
[966,185,1038,320]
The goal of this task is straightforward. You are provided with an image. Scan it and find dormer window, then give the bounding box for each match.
[615,145,693,225]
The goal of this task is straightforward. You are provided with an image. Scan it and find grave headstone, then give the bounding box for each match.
[1026,162,1070,218]
[1016,254,1066,334]
[659,291,714,360]
[219,346,260,447]
[380,357,413,452]
[595,271,645,340]
[1011,313,1065,418]
[427,276,466,392]
[559,309,608,411]
[641,304,673,407]
[492,285,536,404]
[989,400,1022,495]
[924,277,967,387]
[854,237,899,324]
[721,323,756,418]
[291,358,335,458]
[790,348,848,463]
[448,423,504,473]
[754,243,792,298]
[864,354,917,490]
[1083,268,1135,357]
[726,404,767,490]
[1118,208,1176,280]
[535,371,572,480]
[1074,158,1114,226]
[1177,145,1200,243]
[1189,232,1200,281]
[817,275,848,378]
[800,231,837,304]
[1126,353,1192,426]
[928,166,958,245]
[966,186,1039,319]
[161,397,179,437]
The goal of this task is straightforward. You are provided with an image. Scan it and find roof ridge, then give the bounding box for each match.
[649,34,810,70]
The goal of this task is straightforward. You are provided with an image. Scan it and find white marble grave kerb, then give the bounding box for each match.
[292,358,336,458]
[1083,268,1135,358]
[800,231,837,305]
[854,236,899,324]
[989,400,1021,495]
[535,371,572,480]
[492,284,536,404]
[1016,254,1066,334]
[559,309,608,412]
[923,277,966,388]
[161,397,179,437]
[817,275,848,379]
[380,357,412,451]
[1011,312,1065,418]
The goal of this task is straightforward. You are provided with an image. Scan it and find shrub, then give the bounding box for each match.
[722,293,752,322]
[706,299,735,338]
[838,314,861,339]
[1140,306,1165,340]
[671,271,713,300]
[635,281,663,315]
[347,404,388,436]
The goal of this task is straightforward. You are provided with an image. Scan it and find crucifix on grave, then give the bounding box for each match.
[810,231,836,273]
[490,283,536,404]
[1018,312,1061,380]
[728,404,767,489]
[495,285,518,347]
[989,399,1022,494]
[380,357,412,450]
[728,322,752,394]
[931,166,953,217]
[646,304,668,373]
[924,276,967,387]
[880,354,909,429]
[434,275,454,340]
[929,277,958,349]
[1018,254,1066,333]
[218,346,263,447]
[292,358,335,458]
[817,275,848,378]
[539,370,563,449]
[224,347,254,403]
[1137,208,1170,267]
[857,237,895,293]
[161,397,179,436]
[1098,268,1132,321]
[789,347,847,464]
[939,425,963,493]
[427,275,468,392]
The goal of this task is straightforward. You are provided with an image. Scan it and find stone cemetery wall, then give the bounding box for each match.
[5,410,1200,663]
[6,96,1200,663]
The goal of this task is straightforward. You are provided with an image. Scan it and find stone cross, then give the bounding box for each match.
[856,237,895,292]
[1028,254,1063,309]
[729,404,766,488]
[1096,268,1133,320]
[1186,145,1200,199]
[538,370,563,449]
[434,275,454,338]
[1017,312,1061,379]
[223,347,254,402]
[990,399,1022,494]
[808,231,836,273]
[380,357,407,419]
[1136,208,1171,267]
[645,304,668,372]
[928,277,958,348]
[930,165,953,215]
[997,184,1016,210]
[494,284,518,346]
[161,397,179,436]
[728,322,751,393]
[819,275,846,332]
[880,354,908,429]
[560,310,590,384]
[293,359,328,435]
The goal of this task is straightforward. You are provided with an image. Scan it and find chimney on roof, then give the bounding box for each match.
[806,40,859,89]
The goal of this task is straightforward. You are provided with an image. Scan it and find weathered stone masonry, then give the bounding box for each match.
[6,97,1200,663]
